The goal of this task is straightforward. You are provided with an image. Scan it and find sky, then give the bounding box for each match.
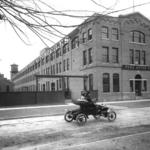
[0,0,150,79]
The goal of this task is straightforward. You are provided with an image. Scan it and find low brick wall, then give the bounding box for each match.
[0,91,65,107]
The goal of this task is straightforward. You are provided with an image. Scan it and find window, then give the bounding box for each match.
[63,59,66,72]
[83,77,88,91]
[103,73,110,92]
[63,43,69,54]
[56,48,60,58]
[51,65,53,75]
[82,32,86,43]
[56,63,59,74]
[59,78,62,89]
[88,28,92,40]
[102,26,109,39]
[113,74,120,92]
[53,64,55,75]
[129,49,134,64]
[112,47,119,63]
[59,62,62,73]
[57,80,59,91]
[130,31,145,43]
[83,50,87,65]
[41,58,44,65]
[102,46,109,63]
[89,74,93,91]
[143,80,147,91]
[112,28,119,40]
[67,58,69,70]
[135,50,140,65]
[130,80,134,92]
[50,52,54,61]
[46,81,50,91]
[139,32,145,43]
[45,55,49,63]
[71,36,79,49]
[141,51,146,65]
[88,48,93,64]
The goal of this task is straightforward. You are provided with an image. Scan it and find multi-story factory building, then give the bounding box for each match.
[11,12,150,101]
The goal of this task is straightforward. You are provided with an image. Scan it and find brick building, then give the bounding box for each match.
[11,12,150,101]
[0,73,13,92]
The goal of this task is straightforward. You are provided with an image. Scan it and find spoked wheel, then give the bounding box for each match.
[107,111,116,121]
[76,113,87,125]
[64,111,74,122]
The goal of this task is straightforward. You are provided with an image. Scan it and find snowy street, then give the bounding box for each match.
[1,103,150,149]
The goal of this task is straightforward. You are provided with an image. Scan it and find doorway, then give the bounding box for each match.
[135,74,142,96]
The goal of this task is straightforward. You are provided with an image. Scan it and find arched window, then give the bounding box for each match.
[103,73,110,92]
[113,73,120,92]
[130,31,145,43]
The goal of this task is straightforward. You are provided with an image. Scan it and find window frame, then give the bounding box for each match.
[88,28,92,40]
[113,73,120,92]
[103,73,110,92]
[112,47,119,63]
[102,46,109,63]
[88,48,93,64]
[89,74,93,91]
[102,26,109,39]
[112,28,119,40]
[83,50,87,66]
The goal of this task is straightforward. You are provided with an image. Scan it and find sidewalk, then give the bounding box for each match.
[0,99,149,120]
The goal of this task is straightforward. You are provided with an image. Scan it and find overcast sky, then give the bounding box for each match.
[0,0,150,79]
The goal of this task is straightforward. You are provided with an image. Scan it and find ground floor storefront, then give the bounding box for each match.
[96,68,150,102]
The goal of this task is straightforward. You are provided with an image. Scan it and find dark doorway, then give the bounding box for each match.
[51,82,55,91]
[6,85,10,92]
[43,84,45,92]
[135,74,142,96]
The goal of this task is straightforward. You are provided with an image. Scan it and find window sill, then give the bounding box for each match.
[129,42,146,45]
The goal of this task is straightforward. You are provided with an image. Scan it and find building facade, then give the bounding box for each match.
[11,12,150,101]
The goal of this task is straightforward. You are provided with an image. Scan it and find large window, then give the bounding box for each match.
[129,49,146,65]
[102,26,109,39]
[56,48,61,58]
[143,80,147,91]
[82,32,86,43]
[83,50,87,65]
[135,50,140,65]
[112,28,119,40]
[103,73,110,92]
[130,31,145,43]
[63,43,69,54]
[113,74,120,92]
[59,62,61,73]
[102,46,109,63]
[67,58,69,71]
[89,74,93,91]
[83,77,88,91]
[88,28,92,40]
[130,80,134,92]
[88,48,93,64]
[71,36,79,49]
[141,51,146,65]
[129,49,134,64]
[63,59,66,72]
[112,47,119,63]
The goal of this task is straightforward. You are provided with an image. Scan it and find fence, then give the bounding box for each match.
[0,91,65,107]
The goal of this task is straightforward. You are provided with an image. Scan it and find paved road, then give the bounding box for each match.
[0,105,150,149]
[0,99,150,120]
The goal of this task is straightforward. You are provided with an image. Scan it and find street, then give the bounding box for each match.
[0,100,150,150]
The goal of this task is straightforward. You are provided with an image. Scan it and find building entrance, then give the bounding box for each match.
[135,74,142,96]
